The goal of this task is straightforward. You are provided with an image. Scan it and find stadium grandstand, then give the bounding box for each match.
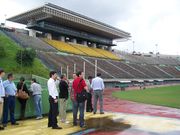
[1,2,180,135]
[1,2,180,87]
[7,3,130,47]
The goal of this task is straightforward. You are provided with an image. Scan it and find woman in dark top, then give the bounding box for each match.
[17,77,29,120]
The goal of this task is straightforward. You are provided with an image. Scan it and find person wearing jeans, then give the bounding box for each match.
[30,78,43,120]
[93,90,104,113]
[91,73,105,114]
[72,71,88,128]
[73,101,85,126]
[3,73,19,127]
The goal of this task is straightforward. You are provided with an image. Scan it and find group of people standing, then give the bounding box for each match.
[47,70,105,129]
[0,68,43,130]
[0,68,105,131]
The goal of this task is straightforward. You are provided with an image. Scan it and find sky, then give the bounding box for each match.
[0,0,180,55]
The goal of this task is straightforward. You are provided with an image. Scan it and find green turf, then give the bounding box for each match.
[112,85,180,109]
[0,32,49,78]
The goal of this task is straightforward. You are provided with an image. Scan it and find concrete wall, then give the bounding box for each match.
[58,36,65,42]
[71,38,77,44]
[47,33,52,40]
[29,29,36,37]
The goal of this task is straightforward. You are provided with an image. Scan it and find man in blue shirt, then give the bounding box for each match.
[3,73,19,127]
[0,68,5,130]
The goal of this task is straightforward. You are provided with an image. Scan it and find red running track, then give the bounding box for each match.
[79,88,180,135]
[102,89,180,119]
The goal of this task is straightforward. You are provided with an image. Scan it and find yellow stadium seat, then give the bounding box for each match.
[44,39,120,60]
[69,43,105,58]
[93,48,120,60]
[44,39,85,55]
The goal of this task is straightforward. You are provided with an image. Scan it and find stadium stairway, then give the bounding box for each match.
[81,57,116,79]
[37,52,114,79]
[159,65,180,78]
[154,65,174,78]
[129,64,161,78]
[111,61,150,78]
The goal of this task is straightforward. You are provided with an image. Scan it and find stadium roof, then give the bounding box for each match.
[7,3,131,39]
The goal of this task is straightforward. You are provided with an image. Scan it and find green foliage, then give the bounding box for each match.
[16,48,36,67]
[112,85,180,109]
[0,32,49,78]
[0,45,6,57]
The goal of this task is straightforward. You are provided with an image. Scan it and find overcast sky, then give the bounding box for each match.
[0,0,180,55]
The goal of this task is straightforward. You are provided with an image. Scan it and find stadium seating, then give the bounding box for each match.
[2,30,180,79]
[159,66,180,78]
[36,52,180,79]
[44,39,120,60]
[93,48,120,60]
[38,52,113,79]
[44,39,85,55]
[147,65,172,78]
[3,31,57,52]
[69,43,106,58]
[129,64,163,78]
[86,58,133,78]
[115,50,180,65]
[39,52,174,79]
[111,61,149,78]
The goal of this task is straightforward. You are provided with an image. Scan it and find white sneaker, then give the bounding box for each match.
[64,121,70,124]
[36,116,43,120]
[36,117,40,120]
[61,120,69,124]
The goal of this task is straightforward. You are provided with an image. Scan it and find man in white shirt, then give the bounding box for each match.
[0,69,5,130]
[47,71,62,129]
[91,73,105,114]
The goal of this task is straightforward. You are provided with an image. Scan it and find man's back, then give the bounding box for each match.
[31,83,42,95]
[91,77,104,90]
[91,75,105,114]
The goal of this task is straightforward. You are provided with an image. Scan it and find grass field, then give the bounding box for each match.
[112,85,180,109]
[0,32,49,78]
